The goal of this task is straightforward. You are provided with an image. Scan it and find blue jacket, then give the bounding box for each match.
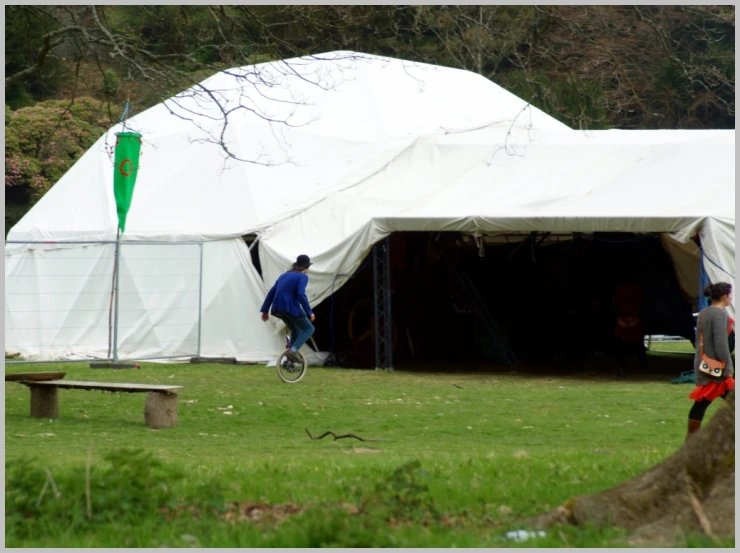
[261,271,313,317]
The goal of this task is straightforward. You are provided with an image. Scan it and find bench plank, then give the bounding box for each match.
[6,372,66,382]
[24,380,183,394]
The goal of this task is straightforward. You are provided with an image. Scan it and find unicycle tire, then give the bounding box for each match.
[276,350,307,383]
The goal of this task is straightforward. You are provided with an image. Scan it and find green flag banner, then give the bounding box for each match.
[113,132,142,233]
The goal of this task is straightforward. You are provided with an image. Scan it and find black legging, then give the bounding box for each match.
[272,311,297,343]
[689,390,731,421]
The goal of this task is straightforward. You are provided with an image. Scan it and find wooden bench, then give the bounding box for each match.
[5,371,66,382]
[18,380,184,429]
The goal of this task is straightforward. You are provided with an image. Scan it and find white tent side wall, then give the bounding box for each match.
[661,235,701,307]
[115,242,203,360]
[5,238,285,362]
[699,217,736,312]
[199,238,284,361]
[5,241,205,361]
[5,243,117,360]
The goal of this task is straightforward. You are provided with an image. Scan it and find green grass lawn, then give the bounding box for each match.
[4,361,730,547]
[646,340,695,354]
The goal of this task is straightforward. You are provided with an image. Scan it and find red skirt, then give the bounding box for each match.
[688,376,735,402]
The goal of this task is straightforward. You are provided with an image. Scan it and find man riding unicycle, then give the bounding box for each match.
[260,254,315,382]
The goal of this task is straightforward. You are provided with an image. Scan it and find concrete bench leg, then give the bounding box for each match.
[144,392,178,429]
[30,386,59,419]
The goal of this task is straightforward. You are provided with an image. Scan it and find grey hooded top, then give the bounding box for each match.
[694,306,734,386]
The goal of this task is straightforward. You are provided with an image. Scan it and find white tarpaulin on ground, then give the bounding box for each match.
[5,52,735,362]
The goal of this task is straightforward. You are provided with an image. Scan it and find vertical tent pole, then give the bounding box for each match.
[373,237,393,370]
[373,242,381,370]
[197,242,204,357]
[383,239,393,371]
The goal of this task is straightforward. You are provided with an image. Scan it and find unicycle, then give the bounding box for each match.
[276,328,307,384]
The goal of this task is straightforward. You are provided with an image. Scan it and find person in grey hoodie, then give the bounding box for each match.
[686,282,735,441]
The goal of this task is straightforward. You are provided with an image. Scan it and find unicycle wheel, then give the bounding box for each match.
[276,350,307,383]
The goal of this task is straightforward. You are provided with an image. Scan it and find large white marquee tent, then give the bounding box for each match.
[5,52,735,362]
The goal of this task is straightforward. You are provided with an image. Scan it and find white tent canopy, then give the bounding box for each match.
[5,52,735,362]
[8,51,568,243]
[258,127,735,309]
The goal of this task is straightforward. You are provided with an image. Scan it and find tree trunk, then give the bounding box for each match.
[535,392,735,545]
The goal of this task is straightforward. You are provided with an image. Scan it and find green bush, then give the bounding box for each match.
[102,69,121,97]
[5,97,113,205]
[265,507,394,548]
[6,449,184,538]
[6,452,438,546]
[249,461,438,548]
[358,460,438,522]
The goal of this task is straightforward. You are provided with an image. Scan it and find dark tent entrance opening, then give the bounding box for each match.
[312,231,698,373]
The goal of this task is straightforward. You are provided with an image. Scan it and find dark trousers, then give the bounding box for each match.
[274,311,315,351]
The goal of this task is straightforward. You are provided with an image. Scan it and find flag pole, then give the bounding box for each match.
[106,97,140,365]
[112,226,122,362]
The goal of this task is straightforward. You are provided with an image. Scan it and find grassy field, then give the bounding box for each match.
[4,359,730,547]
[645,340,695,354]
